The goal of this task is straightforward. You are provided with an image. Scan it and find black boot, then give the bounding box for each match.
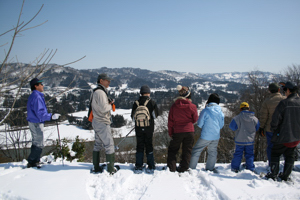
[279,161,294,181]
[146,152,155,169]
[27,145,42,166]
[92,151,103,173]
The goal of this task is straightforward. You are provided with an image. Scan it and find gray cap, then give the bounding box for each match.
[97,73,112,83]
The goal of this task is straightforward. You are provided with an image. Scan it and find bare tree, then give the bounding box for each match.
[283,64,300,93]
[0,1,85,162]
[0,0,85,125]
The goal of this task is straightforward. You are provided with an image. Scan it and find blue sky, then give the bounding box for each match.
[1,0,299,73]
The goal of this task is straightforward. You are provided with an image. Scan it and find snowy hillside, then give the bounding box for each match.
[1,158,300,200]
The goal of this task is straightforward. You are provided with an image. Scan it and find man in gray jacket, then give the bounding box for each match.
[91,73,116,174]
[259,83,285,167]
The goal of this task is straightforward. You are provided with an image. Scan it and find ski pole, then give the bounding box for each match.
[115,127,135,150]
[56,120,64,166]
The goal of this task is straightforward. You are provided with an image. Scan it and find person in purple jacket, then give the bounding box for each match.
[26,78,60,168]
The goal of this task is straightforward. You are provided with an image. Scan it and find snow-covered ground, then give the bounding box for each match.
[1,158,300,200]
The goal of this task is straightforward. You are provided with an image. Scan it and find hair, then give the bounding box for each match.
[270,89,279,93]
[289,87,298,94]
[31,83,39,91]
[241,107,249,111]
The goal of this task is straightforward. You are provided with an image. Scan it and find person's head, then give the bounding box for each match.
[268,83,280,93]
[240,102,250,111]
[283,81,298,96]
[97,73,112,88]
[207,93,220,105]
[140,85,150,96]
[30,78,44,92]
[177,85,191,99]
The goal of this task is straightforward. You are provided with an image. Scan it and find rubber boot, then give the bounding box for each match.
[93,151,102,173]
[106,153,115,174]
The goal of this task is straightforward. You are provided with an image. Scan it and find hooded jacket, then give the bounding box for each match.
[229,111,260,145]
[27,90,52,123]
[197,103,224,141]
[168,97,198,137]
[271,93,300,144]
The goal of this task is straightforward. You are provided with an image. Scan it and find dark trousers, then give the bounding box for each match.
[167,132,194,172]
[27,145,43,164]
[270,143,295,180]
[135,131,154,168]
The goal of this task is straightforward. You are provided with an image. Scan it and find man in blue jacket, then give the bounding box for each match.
[27,78,60,168]
[229,102,260,173]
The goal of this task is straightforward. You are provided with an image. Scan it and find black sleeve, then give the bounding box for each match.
[131,101,138,119]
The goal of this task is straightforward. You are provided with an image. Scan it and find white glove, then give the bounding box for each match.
[52,113,61,120]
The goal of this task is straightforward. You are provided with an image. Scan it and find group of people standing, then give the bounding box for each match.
[26,73,300,181]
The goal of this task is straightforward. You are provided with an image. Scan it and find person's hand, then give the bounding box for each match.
[259,127,265,136]
[52,113,61,120]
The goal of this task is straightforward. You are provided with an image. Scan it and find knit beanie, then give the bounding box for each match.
[207,93,220,105]
[177,85,191,98]
[140,85,150,94]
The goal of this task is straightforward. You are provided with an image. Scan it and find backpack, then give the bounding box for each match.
[87,86,108,122]
[133,99,151,127]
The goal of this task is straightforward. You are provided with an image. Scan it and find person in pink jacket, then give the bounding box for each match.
[167,85,198,172]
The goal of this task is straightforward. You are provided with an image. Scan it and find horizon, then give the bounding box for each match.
[1,1,299,74]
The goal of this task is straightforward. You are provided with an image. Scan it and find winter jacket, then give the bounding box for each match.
[91,84,112,125]
[271,93,300,144]
[260,93,285,132]
[131,96,159,133]
[229,111,260,145]
[168,97,198,137]
[27,90,52,123]
[197,103,224,141]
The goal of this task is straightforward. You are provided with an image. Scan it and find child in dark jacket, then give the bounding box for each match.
[229,102,260,173]
[131,85,159,173]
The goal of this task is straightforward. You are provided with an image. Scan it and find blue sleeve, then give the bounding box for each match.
[255,120,260,131]
[197,109,206,128]
[229,119,238,131]
[33,97,52,122]
[219,113,224,129]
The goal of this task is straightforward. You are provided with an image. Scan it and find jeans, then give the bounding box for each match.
[266,131,273,166]
[231,144,255,171]
[27,122,44,164]
[189,138,219,171]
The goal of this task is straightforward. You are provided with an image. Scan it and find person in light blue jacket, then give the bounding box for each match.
[189,93,224,171]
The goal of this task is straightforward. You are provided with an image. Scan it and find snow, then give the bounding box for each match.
[1,159,300,200]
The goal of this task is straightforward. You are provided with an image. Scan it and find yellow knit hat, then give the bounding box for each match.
[240,102,249,109]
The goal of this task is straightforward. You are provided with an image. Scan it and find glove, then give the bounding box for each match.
[52,113,61,120]
[259,127,265,136]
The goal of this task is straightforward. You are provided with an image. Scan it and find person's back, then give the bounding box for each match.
[198,103,224,141]
[229,102,259,172]
[232,111,259,145]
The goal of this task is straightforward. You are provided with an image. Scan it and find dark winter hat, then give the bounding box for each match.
[268,83,280,92]
[283,81,297,90]
[97,73,112,83]
[140,85,150,94]
[207,93,220,105]
[177,85,190,98]
[30,78,43,87]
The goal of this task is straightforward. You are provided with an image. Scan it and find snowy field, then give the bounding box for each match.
[1,158,300,200]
